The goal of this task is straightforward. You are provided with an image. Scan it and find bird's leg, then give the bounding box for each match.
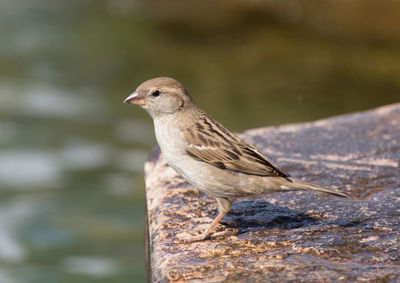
[182,197,232,242]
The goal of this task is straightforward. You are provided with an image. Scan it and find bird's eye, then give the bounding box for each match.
[151,90,161,97]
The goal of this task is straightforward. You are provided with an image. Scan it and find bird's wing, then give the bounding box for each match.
[183,113,290,178]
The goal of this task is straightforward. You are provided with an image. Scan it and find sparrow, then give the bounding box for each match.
[124,77,352,242]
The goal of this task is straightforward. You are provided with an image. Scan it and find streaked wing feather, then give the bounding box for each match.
[184,113,289,178]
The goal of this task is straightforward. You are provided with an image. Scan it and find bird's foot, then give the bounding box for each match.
[176,229,231,242]
[176,231,209,243]
[209,230,230,238]
[177,212,228,242]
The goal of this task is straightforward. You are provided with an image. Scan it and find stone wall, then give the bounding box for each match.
[144,104,400,282]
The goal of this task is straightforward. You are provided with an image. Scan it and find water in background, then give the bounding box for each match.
[0,0,399,282]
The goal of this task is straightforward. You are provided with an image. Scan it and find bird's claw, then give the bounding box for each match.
[176,231,208,243]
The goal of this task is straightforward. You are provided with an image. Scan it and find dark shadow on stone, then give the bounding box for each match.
[220,199,361,235]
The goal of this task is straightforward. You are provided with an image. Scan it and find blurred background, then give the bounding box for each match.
[0,0,399,282]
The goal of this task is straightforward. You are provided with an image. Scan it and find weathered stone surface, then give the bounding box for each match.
[144,104,400,282]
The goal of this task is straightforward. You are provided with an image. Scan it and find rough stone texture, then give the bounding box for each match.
[144,104,400,282]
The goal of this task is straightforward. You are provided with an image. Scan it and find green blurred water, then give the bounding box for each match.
[0,0,399,282]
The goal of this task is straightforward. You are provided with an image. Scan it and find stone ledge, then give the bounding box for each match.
[144,104,400,282]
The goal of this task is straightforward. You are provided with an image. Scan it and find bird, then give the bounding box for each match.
[124,77,352,242]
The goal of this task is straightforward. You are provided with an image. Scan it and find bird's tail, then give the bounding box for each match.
[279,178,353,199]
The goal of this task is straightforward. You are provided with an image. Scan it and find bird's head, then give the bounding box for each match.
[124,77,193,118]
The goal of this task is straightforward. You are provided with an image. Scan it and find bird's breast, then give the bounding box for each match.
[154,116,187,165]
[152,116,266,198]
[153,117,219,192]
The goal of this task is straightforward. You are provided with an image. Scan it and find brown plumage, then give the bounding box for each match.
[124,77,352,242]
[184,111,290,178]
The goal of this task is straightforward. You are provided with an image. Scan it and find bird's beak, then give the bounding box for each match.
[123,91,147,106]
